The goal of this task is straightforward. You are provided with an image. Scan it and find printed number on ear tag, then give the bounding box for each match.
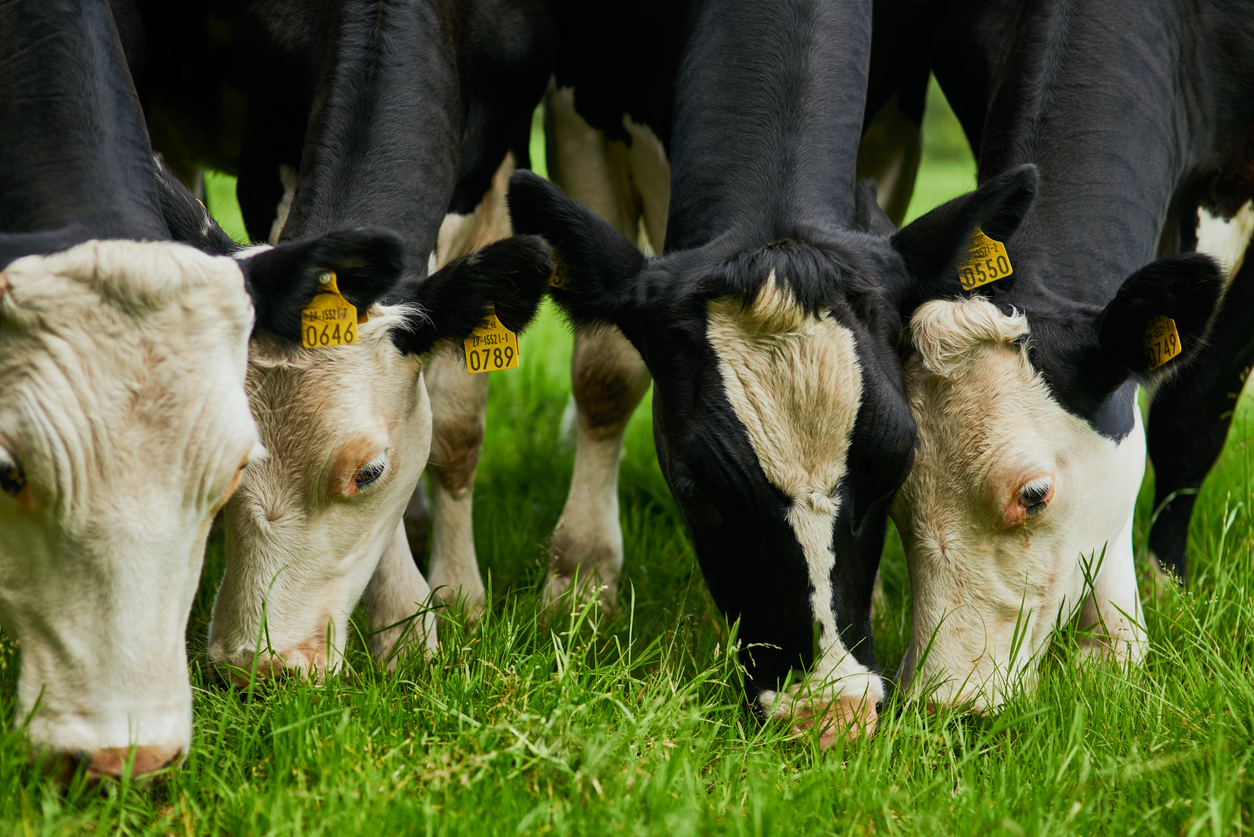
[548,248,580,292]
[957,228,1013,291]
[464,305,520,373]
[1144,316,1181,371]
[301,271,359,349]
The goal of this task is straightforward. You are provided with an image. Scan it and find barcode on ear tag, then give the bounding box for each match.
[301,271,358,348]
[464,306,520,373]
[1144,316,1181,371]
[957,228,1013,291]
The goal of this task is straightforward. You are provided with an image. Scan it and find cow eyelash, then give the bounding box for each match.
[355,455,388,490]
[1020,478,1053,517]
[0,450,24,498]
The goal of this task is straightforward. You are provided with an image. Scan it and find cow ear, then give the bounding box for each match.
[506,170,649,335]
[890,164,1038,313]
[1095,252,1223,384]
[239,228,406,342]
[389,235,551,356]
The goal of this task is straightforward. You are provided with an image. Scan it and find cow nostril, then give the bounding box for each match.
[73,745,184,782]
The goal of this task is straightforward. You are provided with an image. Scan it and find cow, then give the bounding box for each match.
[508,0,1039,742]
[0,0,408,779]
[887,0,1248,711]
[124,0,557,679]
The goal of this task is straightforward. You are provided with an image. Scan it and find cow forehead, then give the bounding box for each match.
[705,274,863,501]
[243,306,424,476]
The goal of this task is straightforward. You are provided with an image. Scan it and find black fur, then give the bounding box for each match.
[387,235,551,358]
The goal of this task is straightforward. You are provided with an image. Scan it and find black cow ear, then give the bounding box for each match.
[1096,252,1223,383]
[239,228,405,342]
[890,164,1038,313]
[506,170,649,336]
[389,235,551,357]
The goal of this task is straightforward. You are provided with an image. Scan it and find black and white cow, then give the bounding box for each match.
[887,0,1248,710]
[509,0,1039,741]
[125,0,556,678]
[0,0,408,778]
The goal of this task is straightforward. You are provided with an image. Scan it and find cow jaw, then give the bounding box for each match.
[0,240,261,768]
[210,307,433,682]
[894,298,1148,712]
[706,275,884,735]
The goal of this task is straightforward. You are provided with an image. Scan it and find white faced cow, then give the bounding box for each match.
[0,0,409,779]
[889,0,1246,710]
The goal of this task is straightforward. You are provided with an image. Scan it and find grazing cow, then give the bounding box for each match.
[0,0,406,778]
[889,0,1246,710]
[130,1,556,678]
[509,0,1038,741]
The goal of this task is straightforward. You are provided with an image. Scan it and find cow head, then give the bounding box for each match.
[207,236,551,682]
[507,167,1038,741]
[0,233,379,778]
[893,245,1223,710]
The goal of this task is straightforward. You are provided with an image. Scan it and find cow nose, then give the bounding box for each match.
[59,745,184,781]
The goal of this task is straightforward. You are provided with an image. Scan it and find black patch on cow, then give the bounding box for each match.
[386,235,551,357]
[241,229,406,343]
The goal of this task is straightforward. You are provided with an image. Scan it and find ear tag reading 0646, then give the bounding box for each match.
[1144,316,1181,371]
[957,227,1013,291]
[464,304,520,373]
[301,271,360,349]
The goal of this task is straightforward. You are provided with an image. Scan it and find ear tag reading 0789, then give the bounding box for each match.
[1144,316,1181,371]
[957,227,1013,291]
[464,304,520,373]
[301,271,360,349]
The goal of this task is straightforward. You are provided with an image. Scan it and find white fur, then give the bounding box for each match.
[706,275,883,714]
[209,305,437,677]
[0,240,261,759]
[268,164,299,245]
[1197,202,1254,283]
[894,297,1147,711]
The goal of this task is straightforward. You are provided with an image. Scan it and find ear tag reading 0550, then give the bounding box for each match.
[301,271,359,349]
[464,304,520,373]
[957,227,1013,291]
[1144,315,1181,371]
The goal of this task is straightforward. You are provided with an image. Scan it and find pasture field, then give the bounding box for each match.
[2,83,1252,836]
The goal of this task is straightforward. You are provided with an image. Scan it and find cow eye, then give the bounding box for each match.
[1020,477,1054,517]
[0,449,24,498]
[355,454,388,490]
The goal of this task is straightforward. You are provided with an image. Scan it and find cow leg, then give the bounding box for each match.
[415,154,519,617]
[363,521,438,668]
[1147,208,1254,584]
[1076,510,1147,666]
[856,90,924,228]
[541,86,667,611]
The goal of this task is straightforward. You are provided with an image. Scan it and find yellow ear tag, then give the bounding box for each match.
[1144,315,1181,371]
[957,227,1013,291]
[464,304,520,373]
[301,271,359,348]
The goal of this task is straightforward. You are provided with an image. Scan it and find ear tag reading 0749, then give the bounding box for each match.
[301,271,359,349]
[957,227,1013,291]
[1144,316,1181,371]
[464,304,520,373]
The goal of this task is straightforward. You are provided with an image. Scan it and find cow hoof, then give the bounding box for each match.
[431,582,487,626]
[790,697,878,746]
[538,570,616,620]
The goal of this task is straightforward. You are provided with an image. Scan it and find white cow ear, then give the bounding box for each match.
[506,171,650,341]
[1096,252,1224,382]
[239,228,406,342]
[389,235,551,357]
[890,164,1038,313]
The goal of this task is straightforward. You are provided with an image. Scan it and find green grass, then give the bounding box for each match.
[2,86,1252,836]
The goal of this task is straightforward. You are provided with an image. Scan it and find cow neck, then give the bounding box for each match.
[664,0,871,252]
[978,0,1218,311]
[277,0,463,271]
[0,0,167,257]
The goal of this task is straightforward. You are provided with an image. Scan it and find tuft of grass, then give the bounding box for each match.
[2,87,1252,836]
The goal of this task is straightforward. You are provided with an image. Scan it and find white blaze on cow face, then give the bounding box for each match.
[706,275,883,734]
[894,298,1148,712]
[0,240,261,770]
[209,306,437,680]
